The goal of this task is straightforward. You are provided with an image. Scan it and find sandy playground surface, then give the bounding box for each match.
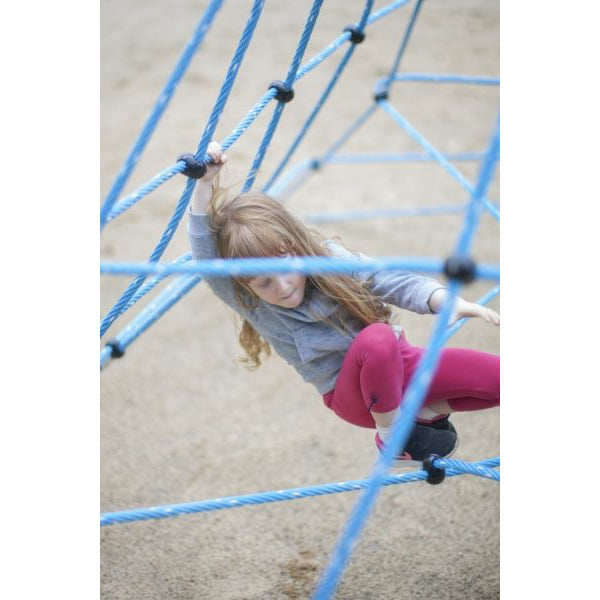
[100,1,500,598]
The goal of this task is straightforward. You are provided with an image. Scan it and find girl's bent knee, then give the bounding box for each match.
[354,323,398,357]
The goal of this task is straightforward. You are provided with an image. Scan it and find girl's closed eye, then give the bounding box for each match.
[255,278,271,289]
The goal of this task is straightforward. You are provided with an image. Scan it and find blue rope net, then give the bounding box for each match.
[100,1,499,598]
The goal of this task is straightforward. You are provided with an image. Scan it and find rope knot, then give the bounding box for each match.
[269,80,295,103]
[177,153,208,179]
[106,339,125,359]
[443,254,477,283]
[343,26,366,44]
[422,455,446,485]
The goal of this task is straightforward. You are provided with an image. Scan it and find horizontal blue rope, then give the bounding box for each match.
[325,151,487,164]
[100,255,500,281]
[304,202,468,224]
[101,457,499,526]
[390,73,499,85]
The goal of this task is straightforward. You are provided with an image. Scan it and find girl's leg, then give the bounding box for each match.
[399,337,500,420]
[322,324,461,463]
[323,323,403,429]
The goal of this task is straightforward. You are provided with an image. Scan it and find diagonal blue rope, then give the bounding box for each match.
[264,104,378,198]
[122,253,193,313]
[242,0,326,192]
[100,0,266,338]
[100,272,202,370]
[99,0,224,230]
[379,100,500,221]
[379,0,424,96]
[454,115,500,254]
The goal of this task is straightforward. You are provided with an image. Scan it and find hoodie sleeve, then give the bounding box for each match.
[325,240,445,315]
[187,209,243,312]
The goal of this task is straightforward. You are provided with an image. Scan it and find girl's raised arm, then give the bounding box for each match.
[190,141,228,215]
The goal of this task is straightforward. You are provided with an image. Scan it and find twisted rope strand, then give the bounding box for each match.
[242,0,326,192]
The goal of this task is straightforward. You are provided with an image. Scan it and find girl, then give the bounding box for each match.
[186,142,500,466]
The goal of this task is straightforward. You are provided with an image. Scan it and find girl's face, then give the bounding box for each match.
[247,272,307,308]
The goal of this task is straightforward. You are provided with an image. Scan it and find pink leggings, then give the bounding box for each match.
[323,323,499,429]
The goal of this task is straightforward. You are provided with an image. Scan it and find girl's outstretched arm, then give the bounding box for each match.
[428,288,500,327]
[190,141,228,215]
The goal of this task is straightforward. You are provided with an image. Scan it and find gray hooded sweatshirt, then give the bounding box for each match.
[188,210,444,395]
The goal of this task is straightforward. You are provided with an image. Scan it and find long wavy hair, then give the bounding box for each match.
[207,178,391,368]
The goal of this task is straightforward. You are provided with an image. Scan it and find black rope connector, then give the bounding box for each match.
[177,153,207,179]
[269,80,295,103]
[343,26,366,44]
[423,454,446,485]
[106,339,125,359]
[443,254,477,284]
[373,79,389,102]
[374,89,389,102]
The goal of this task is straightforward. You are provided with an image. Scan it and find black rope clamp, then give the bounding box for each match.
[373,79,389,102]
[269,80,295,103]
[423,454,446,485]
[177,153,207,179]
[343,26,366,44]
[106,339,125,359]
[443,254,477,284]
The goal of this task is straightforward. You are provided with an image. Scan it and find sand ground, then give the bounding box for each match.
[100,1,500,598]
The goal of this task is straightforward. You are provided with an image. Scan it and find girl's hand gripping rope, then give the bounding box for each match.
[428,288,500,327]
[188,141,228,215]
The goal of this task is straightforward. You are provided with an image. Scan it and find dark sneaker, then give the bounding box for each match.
[420,415,456,435]
[375,421,458,468]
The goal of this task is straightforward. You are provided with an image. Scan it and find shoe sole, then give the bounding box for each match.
[387,435,460,470]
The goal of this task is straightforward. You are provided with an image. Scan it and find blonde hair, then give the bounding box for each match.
[208,178,391,368]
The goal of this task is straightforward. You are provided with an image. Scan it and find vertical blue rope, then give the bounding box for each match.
[99,0,224,230]
[379,0,423,95]
[242,0,325,192]
[318,104,379,166]
[100,0,266,338]
[194,0,266,163]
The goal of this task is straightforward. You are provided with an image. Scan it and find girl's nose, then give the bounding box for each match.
[275,276,290,295]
